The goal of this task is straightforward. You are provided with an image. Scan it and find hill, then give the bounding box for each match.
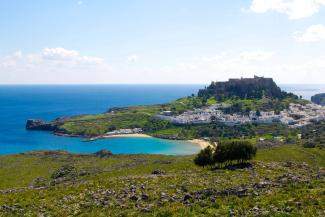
[311,93,325,106]
[198,76,296,100]
[25,76,311,139]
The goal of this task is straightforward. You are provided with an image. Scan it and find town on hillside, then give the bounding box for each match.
[156,76,325,128]
[156,102,325,128]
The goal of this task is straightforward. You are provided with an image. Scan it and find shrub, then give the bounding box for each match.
[108,125,117,131]
[194,140,257,168]
[214,141,257,166]
[194,146,214,167]
[303,141,316,148]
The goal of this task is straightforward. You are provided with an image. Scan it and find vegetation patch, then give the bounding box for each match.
[0,144,324,216]
[194,141,257,168]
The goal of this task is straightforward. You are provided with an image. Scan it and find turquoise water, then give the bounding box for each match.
[0,85,203,155]
[0,84,323,155]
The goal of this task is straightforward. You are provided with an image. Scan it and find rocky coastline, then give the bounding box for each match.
[25,119,58,131]
[25,119,210,149]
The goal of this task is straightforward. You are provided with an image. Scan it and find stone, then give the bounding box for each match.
[94,149,113,158]
[50,165,78,183]
[141,194,149,201]
[78,170,90,176]
[129,194,138,201]
[29,177,48,188]
[285,206,293,212]
[183,193,192,201]
[151,169,166,175]
[160,192,167,197]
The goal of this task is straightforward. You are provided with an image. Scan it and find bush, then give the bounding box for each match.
[108,125,117,131]
[218,141,256,163]
[194,146,214,167]
[194,141,257,168]
[303,141,316,148]
[214,141,257,166]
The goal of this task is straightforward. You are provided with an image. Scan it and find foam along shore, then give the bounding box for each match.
[103,134,212,149]
[82,133,152,141]
[84,133,210,149]
[101,133,152,138]
[188,139,213,149]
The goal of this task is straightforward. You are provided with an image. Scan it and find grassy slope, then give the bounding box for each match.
[0,145,324,216]
[57,96,306,137]
[60,105,162,136]
[58,97,204,136]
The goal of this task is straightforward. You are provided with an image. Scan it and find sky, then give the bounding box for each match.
[1,0,325,84]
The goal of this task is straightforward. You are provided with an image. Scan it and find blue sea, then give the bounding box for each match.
[0,84,324,155]
[0,85,204,155]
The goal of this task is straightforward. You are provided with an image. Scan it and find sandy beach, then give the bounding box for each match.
[86,133,212,149]
[188,139,213,149]
[107,135,212,149]
[102,133,152,138]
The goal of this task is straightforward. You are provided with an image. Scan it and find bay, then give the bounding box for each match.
[0,84,323,155]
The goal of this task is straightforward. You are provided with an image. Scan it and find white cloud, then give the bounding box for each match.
[294,24,325,42]
[77,1,83,5]
[0,48,110,84]
[0,51,23,68]
[1,49,324,84]
[149,51,325,84]
[40,47,103,64]
[240,51,274,61]
[42,47,79,59]
[250,0,325,19]
[127,54,138,63]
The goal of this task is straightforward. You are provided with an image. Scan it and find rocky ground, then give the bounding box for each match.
[0,145,324,216]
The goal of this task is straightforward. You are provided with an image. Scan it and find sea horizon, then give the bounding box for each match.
[0,83,324,86]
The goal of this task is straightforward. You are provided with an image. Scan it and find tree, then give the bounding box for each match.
[213,141,257,166]
[303,140,316,148]
[194,140,257,168]
[108,125,117,131]
[194,146,214,167]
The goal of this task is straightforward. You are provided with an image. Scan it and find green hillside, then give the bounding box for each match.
[0,144,324,216]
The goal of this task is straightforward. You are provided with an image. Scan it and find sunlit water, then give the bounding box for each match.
[0,85,203,155]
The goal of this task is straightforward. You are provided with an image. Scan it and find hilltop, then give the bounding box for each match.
[198,76,296,100]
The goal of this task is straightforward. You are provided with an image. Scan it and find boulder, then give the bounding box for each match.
[129,194,138,201]
[183,193,192,201]
[29,177,48,188]
[51,165,78,180]
[151,169,166,175]
[94,149,113,158]
[141,194,149,201]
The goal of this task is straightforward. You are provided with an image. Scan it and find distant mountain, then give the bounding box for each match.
[311,93,325,106]
[198,76,297,100]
